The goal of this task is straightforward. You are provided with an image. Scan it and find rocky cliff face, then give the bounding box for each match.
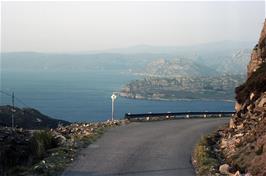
[218,20,266,175]
[247,20,266,77]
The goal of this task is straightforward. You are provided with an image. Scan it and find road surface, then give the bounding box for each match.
[62,118,229,176]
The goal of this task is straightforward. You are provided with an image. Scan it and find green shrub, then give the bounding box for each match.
[30,131,55,159]
[193,136,220,176]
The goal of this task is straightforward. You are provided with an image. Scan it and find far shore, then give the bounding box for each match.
[118,94,236,103]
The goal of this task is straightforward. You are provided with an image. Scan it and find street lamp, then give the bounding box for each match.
[111,93,117,121]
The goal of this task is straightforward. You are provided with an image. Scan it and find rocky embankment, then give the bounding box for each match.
[194,20,266,176]
[0,120,126,176]
[217,20,266,176]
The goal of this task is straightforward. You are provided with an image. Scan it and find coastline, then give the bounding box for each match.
[118,94,235,103]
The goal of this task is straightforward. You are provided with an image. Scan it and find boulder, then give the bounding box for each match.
[54,134,66,146]
[219,164,230,174]
[229,118,236,129]
[235,133,244,137]
[236,123,244,130]
[247,104,254,112]
[220,138,228,148]
[250,92,255,101]
[258,97,266,108]
[234,171,241,176]
[235,102,242,112]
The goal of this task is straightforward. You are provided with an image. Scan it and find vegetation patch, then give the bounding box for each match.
[22,127,106,176]
[192,132,223,176]
[1,120,124,176]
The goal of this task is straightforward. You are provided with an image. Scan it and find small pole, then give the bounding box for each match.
[11,92,15,129]
[111,93,117,121]
[112,99,114,121]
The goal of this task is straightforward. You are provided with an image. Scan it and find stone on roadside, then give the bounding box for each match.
[235,102,242,112]
[220,138,228,149]
[219,164,230,175]
[258,97,266,108]
[229,118,236,129]
[234,171,242,176]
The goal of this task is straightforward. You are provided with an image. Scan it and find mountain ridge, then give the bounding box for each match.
[0,105,70,129]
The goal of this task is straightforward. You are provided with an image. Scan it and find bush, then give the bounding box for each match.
[30,131,55,159]
[193,135,220,176]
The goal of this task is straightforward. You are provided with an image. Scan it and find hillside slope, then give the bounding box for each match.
[136,58,219,77]
[0,105,70,129]
[218,20,266,175]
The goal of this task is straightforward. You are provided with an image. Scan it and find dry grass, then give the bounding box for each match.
[193,134,221,176]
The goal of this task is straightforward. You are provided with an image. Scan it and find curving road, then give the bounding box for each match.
[62,118,229,176]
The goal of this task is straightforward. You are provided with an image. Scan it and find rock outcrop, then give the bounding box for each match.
[218,20,266,176]
[247,20,266,77]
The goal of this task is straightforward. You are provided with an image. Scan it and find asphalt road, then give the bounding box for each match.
[62,118,229,176]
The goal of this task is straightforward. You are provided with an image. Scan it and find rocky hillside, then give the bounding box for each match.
[121,50,249,101]
[136,58,219,77]
[217,20,266,175]
[0,105,70,129]
[120,75,245,100]
[215,49,251,75]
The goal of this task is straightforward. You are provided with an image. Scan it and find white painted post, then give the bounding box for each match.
[111,93,117,121]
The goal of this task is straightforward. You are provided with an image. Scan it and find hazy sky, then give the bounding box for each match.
[1,1,265,52]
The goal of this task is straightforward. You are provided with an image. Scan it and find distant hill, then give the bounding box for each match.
[135,58,219,77]
[0,105,70,129]
[96,41,254,55]
[210,48,251,74]
[2,41,253,75]
[120,75,245,100]
[1,52,171,72]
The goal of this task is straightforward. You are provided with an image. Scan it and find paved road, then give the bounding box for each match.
[62,118,229,176]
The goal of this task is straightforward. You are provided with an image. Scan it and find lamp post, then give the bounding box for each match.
[111,93,117,121]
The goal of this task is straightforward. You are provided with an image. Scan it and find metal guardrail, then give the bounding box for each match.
[125,111,235,120]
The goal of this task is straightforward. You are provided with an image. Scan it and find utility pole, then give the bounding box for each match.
[11,92,15,129]
[111,93,117,121]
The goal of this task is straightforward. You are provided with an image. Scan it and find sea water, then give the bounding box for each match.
[0,69,234,122]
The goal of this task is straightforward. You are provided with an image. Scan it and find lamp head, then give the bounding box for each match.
[111,94,117,100]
